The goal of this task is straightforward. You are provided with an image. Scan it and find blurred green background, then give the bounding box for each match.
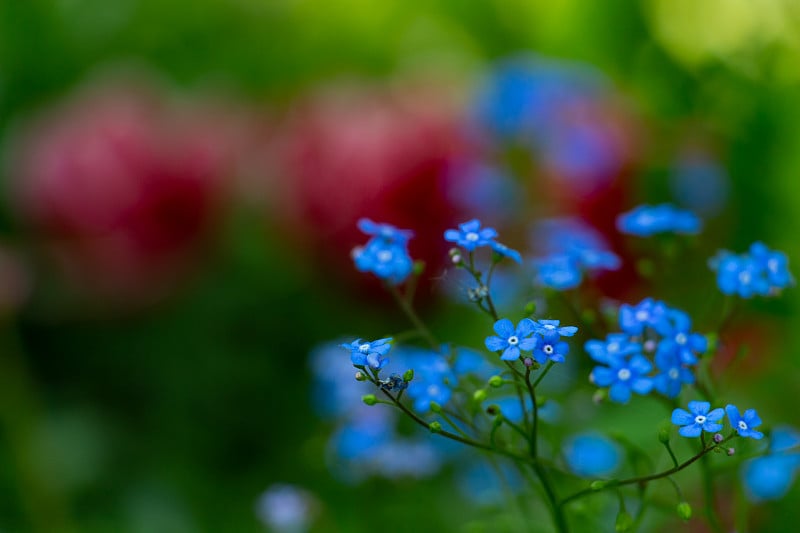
[1,0,799,531]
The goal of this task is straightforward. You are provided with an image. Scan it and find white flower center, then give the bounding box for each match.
[608,342,619,353]
[544,344,554,355]
[427,384,440,397]
[635,310,648,321]
[668,368,680,380]
[694,415,707,425]
[507,336,519,346]
[738,420,748,430]
[358,343,371,353]
[739,271,751,284]
[465,232,479,242]
[617,368,631,381]
[544,324,556,330]
[768,258,778,272]
[644,340,656,352]
[377,250,393,262]
[675,333,688,345]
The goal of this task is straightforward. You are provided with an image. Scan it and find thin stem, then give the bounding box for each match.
[386,283,438,350]
[524,367,539,459]
[560,437,734,507]
[532,462,569,533]
[505,361,530,432]
[502,416,532,446]
[533,360,556,388]
[663,441,679,469]
[437,409,472,440]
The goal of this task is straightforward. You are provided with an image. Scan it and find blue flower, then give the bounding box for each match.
[564,433,622,478]
[490,241,522,263]
[444,219,498,252]
[726,405,764,440]
[378,373,408,393]
[671,401,724,437]
[710,242,792,298]
[534,254,582,290]
[485,318,537,361]
[353,239,414,285]
[585,334,641,365]
[534,319,578,338]
[653,344,694,398]
[591,354,653,404]
[616,203,701,236]
[618,298,669,336]
[340,338,392,369]
[533,332,569,364]
[658,309,707,365]
[357,218,413,244]
[533,218,621,272]
[742,426,800,501]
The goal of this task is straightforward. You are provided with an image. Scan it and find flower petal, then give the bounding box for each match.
[493,318,514,338]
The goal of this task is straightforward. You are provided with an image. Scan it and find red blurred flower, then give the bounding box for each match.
[7,73,244,304]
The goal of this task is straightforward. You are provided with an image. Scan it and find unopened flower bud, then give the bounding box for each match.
[523,357,534,368]
[524,301,537,316]
[658,427,671,444]
[429,421,442,433]
[592,389,608,404]
[403,369,414,382]
[355,371,366,382]
[615,511,633,532]
[362,394,377,406]
[429,401,442,413]
[676,502,692,520]
[448,248,463,266]
[486,404,500,416]
[713,433,724,444]
[488,375,504,388]
[412,260,425,275]
[727,447,735,456]
[473,389,488,402]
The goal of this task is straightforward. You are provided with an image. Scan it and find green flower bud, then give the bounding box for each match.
[429,421,442,433]
[615,511,633,532]
[658,426,671,444]
[354,371,367,382]
[362,394,377,406]
[488,375,504,388]
[523,301,537,316]
[473,389,488,402]
[535,395,547,408]
[429,401,442,413]
[403,369,414,382]
[677,502,692,520]
[413,260,426,275]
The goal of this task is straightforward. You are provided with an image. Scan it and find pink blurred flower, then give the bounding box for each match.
[264,80,471,286]
[7,73,245,303]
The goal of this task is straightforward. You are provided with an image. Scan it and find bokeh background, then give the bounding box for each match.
[1,0,800,531]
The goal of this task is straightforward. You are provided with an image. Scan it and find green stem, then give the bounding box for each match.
[533,360,556,388]
[532,462,569,533]
[663,441,679,469]
[560,437,733,507]
[386,283,438,350]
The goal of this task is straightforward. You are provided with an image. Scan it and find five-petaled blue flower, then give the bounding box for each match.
[353,219,415,285]
[616,203,701,236]
[485,318,537,361]
[357,218,413,244]
[653,344,695,398]
[533,332,569,364]
[534,254,582,290]
[711,242,793,298]
[444,219,498,252]
[619,298,670,336]
[726,405,764,440]
[659,309,708,365]
[672,401,724,437]
[590,354,653,404]
[340,338,392,369]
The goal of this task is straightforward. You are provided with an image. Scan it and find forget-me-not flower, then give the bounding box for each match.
[616,203,701,236]
[726,405,764,440]
[533,332,570,364]
[485,318,537,361]
[340,337,392,369]
[590,354,653,404]
[672,401,724,437]
[653,344,695,398]
[444,219,498,252]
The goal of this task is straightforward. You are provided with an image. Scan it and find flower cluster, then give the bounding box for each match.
[616,203,701,236]
[352,218,415,285]
[710,242,794,298]
[485,318,577,364]
[532,218,620,290]
[587,298,707,403]
[672,401,763,440]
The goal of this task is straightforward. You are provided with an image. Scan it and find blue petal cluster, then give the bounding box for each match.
[587,298,706,403]
[486,318,577,363]
[444,218,521,263]
[352,218,414,285]
[340,337,392,370]
[672,401,724,437]
[742,426,800,501]
[726,405,764,440]
[616,203,701,236]
[532,218,621,290]
[710,242,793,298]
